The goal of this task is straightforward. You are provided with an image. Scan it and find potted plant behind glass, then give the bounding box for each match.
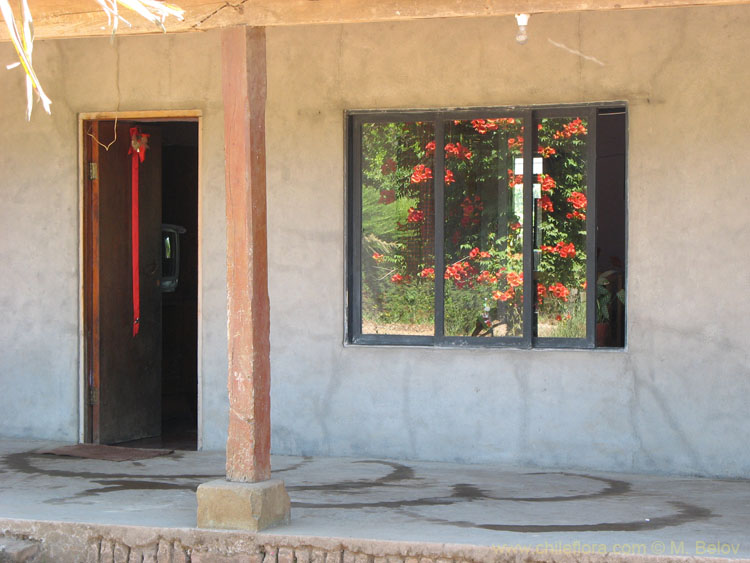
[596,270,625,346]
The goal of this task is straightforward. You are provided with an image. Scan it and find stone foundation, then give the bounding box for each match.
[0,518,731,563]
[0,518,499,563]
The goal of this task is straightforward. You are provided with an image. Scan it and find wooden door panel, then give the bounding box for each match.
[89,120,162,444]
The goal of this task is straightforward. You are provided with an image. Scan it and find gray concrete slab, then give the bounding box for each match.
[1,439,749,560]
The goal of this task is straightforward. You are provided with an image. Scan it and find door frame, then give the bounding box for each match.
[78,110,204,447]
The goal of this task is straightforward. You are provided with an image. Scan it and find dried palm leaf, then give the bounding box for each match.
[1,0,51,119]
[96,0,184,34]
[3,0,184,119]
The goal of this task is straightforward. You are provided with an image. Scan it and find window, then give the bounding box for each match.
[347,105,626,348]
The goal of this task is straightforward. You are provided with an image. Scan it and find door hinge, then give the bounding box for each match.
[89,162,98,181]
[88,386,99,405]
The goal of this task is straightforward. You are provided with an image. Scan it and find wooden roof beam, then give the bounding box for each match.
[2,0,750,40]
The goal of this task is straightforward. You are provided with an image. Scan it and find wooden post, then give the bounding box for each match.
[222,24,272,484]
[197,25,290,531]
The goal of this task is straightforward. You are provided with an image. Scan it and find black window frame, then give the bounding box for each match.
[346,103,627,349]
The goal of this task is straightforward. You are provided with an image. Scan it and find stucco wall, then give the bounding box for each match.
[265,6,750,477]
[0,31,229,449]
[1,5,748,477]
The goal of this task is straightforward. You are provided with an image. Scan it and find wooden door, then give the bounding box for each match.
[84,120,162,444]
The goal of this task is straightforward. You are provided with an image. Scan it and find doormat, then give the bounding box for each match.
[39,444,173,462]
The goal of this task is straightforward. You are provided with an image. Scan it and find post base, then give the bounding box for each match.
[196,478,290,531]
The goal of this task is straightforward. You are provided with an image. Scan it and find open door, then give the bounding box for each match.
[84,120,163,444]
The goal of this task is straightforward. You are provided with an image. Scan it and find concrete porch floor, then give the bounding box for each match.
[1,439,749,562]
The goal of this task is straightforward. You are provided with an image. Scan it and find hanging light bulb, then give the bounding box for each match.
[515,13,530,45]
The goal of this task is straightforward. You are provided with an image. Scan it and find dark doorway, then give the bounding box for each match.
[155,121,199,450]
[83,118,199,451]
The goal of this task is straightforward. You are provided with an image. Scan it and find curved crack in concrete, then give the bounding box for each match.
[287,460,415,492]
[290,468,631,507]
[403,501,713,532]
[44,479,199,505]
[486,472,632,502]
[2,452,222,480]
[271,456,313,473]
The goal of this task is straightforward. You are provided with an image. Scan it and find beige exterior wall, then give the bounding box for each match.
[264,5,750,476]
[0,4,748,476]
[0,30,229,449]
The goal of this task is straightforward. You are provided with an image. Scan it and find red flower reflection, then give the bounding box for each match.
[538,174,556,192]
[553,117,587,139]
[477,270,498,284]
[549,282,570,301]
[556,241,576,258]
[540,241,576,258]
[537,284,547,304]
[471,119,500,134]
[445,142,473,161]
[492,288,515,302]
[407,207,425,223]
[567,191,587,210]
[411,164,433,184]
[538,145,556,158]
[506,272,523,288]
[539,195,554,212]
[391,273,410,284]
[445,261,479,289]
[507,169,523,189]
[508,136,524,151]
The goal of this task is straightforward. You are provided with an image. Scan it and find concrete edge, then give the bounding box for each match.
[0,517,748,563]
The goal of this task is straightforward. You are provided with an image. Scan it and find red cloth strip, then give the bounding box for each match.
[128,127,149,337]
[131,146,140,336]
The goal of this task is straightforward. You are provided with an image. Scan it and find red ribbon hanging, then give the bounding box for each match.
[128,127,149,337]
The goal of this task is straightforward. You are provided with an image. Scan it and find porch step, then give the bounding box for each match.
[0,537,41,563]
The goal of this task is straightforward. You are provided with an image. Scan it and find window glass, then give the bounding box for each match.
[595,110,627,347]
[443,118,524,337]
[360,121,435,335]
[534,116,589,338]
[350,106,625,348]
